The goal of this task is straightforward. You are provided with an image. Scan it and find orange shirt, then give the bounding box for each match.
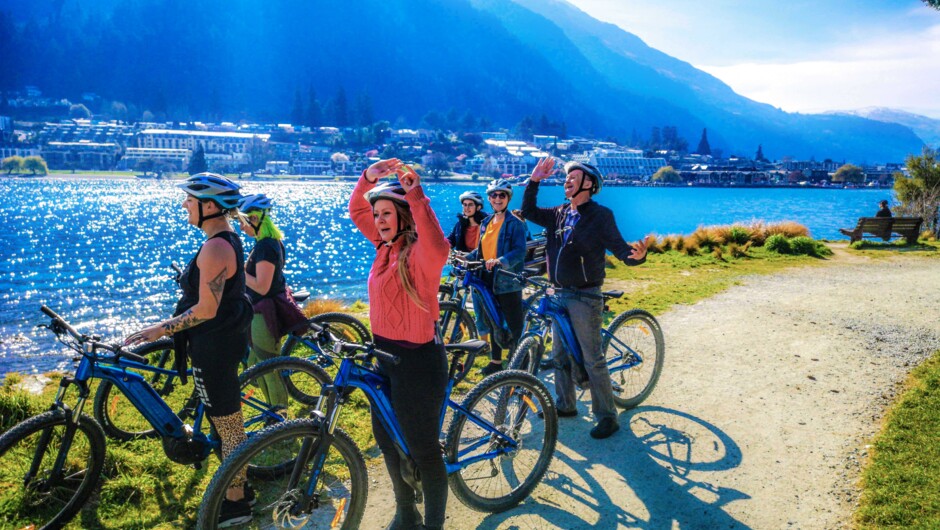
[480,214,504,261]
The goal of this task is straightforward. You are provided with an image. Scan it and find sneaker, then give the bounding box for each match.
[480,362,503,376]
[590,417,620,439]
[244,484,256,507]
[218,498,252,528]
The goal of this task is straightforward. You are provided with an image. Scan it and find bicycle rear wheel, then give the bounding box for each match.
[93,338,193,441]
[197,419,367,530]
[444,370,557,512]
[0,410,107,529]
[281,312,371,358]
[239,356,330,432]
[439,300,478,344]
[602,309,665,409]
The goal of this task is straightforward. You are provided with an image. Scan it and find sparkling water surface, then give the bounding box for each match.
[0,177,888,375]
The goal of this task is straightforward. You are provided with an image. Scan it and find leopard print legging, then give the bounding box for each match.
[210,410,248,488]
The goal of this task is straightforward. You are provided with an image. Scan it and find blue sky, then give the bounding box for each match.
[566,0,940,119]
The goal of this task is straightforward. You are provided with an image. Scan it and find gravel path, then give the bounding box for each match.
[361,249,940,529]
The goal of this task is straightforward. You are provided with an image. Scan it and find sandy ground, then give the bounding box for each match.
[361,247,940,529]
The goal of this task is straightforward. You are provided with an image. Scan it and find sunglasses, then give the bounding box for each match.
[489,192,508,199]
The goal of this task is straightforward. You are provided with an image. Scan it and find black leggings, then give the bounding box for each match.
[491,291,524,362]
[372,336,449,528]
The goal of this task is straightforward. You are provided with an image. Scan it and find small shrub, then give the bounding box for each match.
[674,235,686,252]
[728,226,751,245]
[920,230,936,242]
[747,221,768,246]
[789,236,816,255]
[765,234,792,254]
[712,246,724,260]
[682,240,700,256]
[303,298,345,317]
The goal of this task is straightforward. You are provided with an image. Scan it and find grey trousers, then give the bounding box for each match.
[552,287,618,421]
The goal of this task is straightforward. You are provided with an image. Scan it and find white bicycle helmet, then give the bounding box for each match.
[563,162,603,195]
[179,173,243,209]
[485,178,513,199]
[458,190,484,207]
[365,181,409,206]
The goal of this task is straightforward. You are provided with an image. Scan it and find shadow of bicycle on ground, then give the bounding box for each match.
[469,405,751,530]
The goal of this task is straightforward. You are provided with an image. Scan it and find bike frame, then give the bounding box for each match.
[300,349,522,498]
[525,288,645,376]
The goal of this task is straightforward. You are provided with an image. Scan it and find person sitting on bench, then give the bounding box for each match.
[875,200,892,218]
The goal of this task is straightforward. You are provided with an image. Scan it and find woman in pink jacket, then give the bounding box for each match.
[348,158,450,530]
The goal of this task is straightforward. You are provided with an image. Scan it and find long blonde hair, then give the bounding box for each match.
[390,201,426,311]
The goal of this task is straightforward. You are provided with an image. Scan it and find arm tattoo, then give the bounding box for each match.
[207,267,228,306]
[161,309,208,335]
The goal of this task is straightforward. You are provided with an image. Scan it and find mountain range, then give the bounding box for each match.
[0,0,928,162]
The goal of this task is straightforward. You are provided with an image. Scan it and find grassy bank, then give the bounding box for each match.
[855,350,940,529]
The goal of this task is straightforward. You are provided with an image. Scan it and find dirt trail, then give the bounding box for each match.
[361,249,940,529]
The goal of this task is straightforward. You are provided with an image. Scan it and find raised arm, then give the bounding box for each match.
[400,166,451,271]
[521,157,559,229]
[349,158,405,243]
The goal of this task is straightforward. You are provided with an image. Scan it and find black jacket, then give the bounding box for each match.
[521,180,644,288]
[446,211,486,252]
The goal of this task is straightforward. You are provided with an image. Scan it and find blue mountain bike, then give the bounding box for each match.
[505,271,665,409]
[0,306,329,529]
[196,331,559,529]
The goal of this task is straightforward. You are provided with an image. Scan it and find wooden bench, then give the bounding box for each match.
[838,216,923,243]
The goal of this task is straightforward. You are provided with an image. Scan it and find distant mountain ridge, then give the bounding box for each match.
[0,0,925,162]
[827,107,940,150]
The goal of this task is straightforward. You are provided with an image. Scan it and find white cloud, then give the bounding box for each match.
[699,25,940,118]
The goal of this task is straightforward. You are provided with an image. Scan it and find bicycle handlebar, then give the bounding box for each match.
[331,340,401,366]
[40,305,149,365]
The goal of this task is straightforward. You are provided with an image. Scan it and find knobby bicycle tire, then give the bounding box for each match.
[197,419,367,530]
[0,409,107,530]
[602,309,665,409]
[444,370,557,512]
[439,300,478,344]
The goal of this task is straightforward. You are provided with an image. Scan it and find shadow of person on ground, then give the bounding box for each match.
[470,405,751,529]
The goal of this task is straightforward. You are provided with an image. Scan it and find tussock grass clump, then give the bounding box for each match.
[1,376,44,431]
[920,230,937,242]
[726,242,748,258]
[681,240,700,256]
[303,298,346,317]
[765,234,792,254]
[765,221,810,239]
[727,226,751,245]
[691,227,721,251]
[712,246,724,260]
[646,234,665,254]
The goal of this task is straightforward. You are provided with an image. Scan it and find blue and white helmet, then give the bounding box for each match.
[486,178,513,199]
[179,173,243,209]
[365,181,408,206]
[458,190,484,207]
[238,193,273,214]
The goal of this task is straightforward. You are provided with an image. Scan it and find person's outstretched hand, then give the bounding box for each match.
[529,157,556,183]
[365,158,403,183]
[630,235,653,261]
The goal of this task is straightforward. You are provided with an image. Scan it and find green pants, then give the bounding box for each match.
[248,313,288,409]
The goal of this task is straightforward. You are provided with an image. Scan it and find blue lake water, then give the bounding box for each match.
[0,177,889,375]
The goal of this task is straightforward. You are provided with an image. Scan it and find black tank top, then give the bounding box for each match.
[174,231,249,334]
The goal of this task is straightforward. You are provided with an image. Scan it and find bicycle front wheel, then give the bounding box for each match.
[93,338,192,441]
[281,312,371,358]
[439,300,478,344]
[602,309,665,409]
[197,419,367,530]
[0,410,107,529]
[507,335,545,377]
[444,370,557,513]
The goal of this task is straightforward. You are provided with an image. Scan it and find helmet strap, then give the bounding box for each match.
[571,173,593,201]
[249,210,266,232]
[197,200,225,228]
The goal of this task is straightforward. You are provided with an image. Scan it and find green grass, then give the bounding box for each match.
[847,239,940,256]
[855,351,940,529]
[602,245,826,317]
